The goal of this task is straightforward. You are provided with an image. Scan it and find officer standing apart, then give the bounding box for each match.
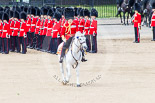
[132,3,141,43]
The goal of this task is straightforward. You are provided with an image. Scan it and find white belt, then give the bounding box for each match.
[36,26,40,28]
[3,30,7,32]
[31,24,36,26]
[152,19,155,21]
[14,28,18,30]
[84,27,89,29]
[53,30,58,31]
[78,25,84,27]
[47,28,52,30]
[27,24,30,26]
[20,29,24,31]
[90,27,94,28]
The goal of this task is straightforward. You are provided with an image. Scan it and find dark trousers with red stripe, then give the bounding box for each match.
[90,35,97,53]
[85,35,91,52]
[153,27,155,40]
[11,36,18,52]
[35,34,39,49]
[0,37,2,53]
[134,27,140,42]
[30,32,35,48]
[50,38,58,53]
[18,37,27,54]
[2,38,9,54]
[27,32,31,46]
[42,36,51,51]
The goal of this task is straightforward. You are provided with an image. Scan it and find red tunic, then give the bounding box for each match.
[46,19,54,36]
[52,21,61,38]
[19,21,27,37]
[132,12,141,27]
[40,19,44,35]
[1,22,10,38]
[89,19,97,35]
[13,20,20,36]
[78,18,85,33]
[84,19,90,35]
[61,21,78,40]
[0,22,3,37]
[35,18,41,34]
[151,12,155,27]
[31,17,37,33]
[10,19,14,36]
[26,17,31,32]
[43,19,48,35]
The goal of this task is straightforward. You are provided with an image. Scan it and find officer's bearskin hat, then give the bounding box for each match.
[0,7,3,12]
[77,8,82,16]
[64,7,75,20]
[31,7,36,16]
[0,11,3,20]
[36,8,41,16]
[90,8,98,17]
[2,12,9,21]
[15,6,21,13]
[134,3,141,13]
[84,9,90,17]
[47,8,54,16]
[74,7,78,16]
[42,8,48,15]
[20,5,24,11]
[53,12,62,21]
[13,11,19,19]
[152,2,155,9]
[24,6,28,13]
[79,9,84,17]
[20,11,27,20]
[5,9,10,15]
[9,10,13,18]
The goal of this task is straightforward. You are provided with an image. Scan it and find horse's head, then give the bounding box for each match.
[74,32,87,51]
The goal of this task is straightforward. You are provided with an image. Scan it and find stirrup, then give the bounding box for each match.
[59,57,64,63]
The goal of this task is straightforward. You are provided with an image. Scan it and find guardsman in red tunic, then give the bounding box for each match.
[89,8,98,53]
[0,12,3,53]
[19,12,27,54]
[151,2,155,41]
[35,8,41,50]
[9,10,14,52]
[41,8,48,52]
[78,9,85,33]
[30,7,37,48]
[26,14,31,47]
[39,15,44,50]
[73,7,79,28]
[50,12,61,54]
[1,13,10,54]
[132,3,141,43]
[12,11,20,52]
[83,9,91,52]
[59,8,79,63]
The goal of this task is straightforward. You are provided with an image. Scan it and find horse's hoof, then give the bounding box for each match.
[62,81,67,85]
[77,84,81,87]
[66,81,69,84]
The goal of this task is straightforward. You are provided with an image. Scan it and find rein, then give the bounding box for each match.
[70,37,84,69]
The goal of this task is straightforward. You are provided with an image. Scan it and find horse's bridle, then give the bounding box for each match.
[73,37,86,53]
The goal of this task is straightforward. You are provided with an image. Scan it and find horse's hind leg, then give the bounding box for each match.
[60,63,66,85]
[76,65,81,87]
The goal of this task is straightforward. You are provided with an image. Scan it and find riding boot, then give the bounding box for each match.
[81,50,87,62]
[59,49,66,63]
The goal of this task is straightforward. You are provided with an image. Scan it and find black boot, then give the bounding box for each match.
[81,56,87,62]
[59,49,65,63]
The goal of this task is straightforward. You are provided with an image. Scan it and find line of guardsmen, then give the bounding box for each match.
[0,5,98,55]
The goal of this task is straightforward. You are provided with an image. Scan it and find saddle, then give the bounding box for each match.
[57,42,69,55]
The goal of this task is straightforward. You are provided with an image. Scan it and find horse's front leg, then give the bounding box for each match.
[123,12,126,25]
[59,62,66,85]
[76,64,81,87]
[66,64,71,83]
[120,12,123,24]
[127,12,129,25]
